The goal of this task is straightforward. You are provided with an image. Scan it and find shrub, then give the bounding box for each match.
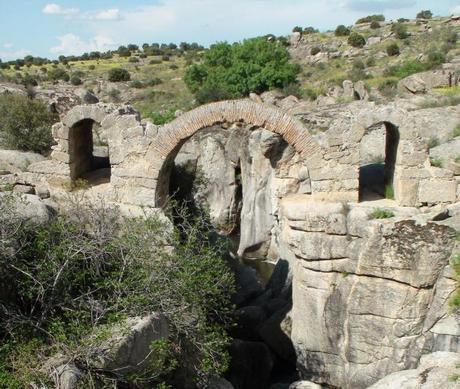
[430,157,443,167]
[292,26,303,33]
[427,136,440,149]
[130,80,145,88]
[366,56,376,67]
[378,78,398,98]
[128,56,140,63]
[356,14,385,24]
[416,10,432,19]
[162,55,170,61]
[303,87,318,101]
[371,208,395,219]
[426,50,446,69]
[70,76,82,86]
[108,68,131,82]
[184,37,299,104]
[145,77,163,86]
[170,64,179,70]
[335,25,350,36]
[48,67,70,82]
[386,43,400,56]
[370,20,381,29]
[304,26,319,34]
[310,46,321,56]
[149,109,177,125]
[453,124,460,138]
[384,59,425,79]
[149,59,162,65]
[391,23,409,39]
[22,74,38,87]
[88,64,96,70]
[348,32,366,48]
[108,88,121,101]
[398,18,409,23]
[0,94,57,154]
[0,197,235,387]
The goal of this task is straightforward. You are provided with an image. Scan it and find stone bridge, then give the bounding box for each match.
[27,99,459,209]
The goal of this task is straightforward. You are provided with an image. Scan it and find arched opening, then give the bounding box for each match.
[164,122,301,388]
[69,119,111,185]
[359,121,399,201]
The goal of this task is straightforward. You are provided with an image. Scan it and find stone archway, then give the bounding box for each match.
[144,100,322,206]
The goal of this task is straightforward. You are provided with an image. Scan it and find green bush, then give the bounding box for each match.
[335,25,350,36]
[0,94,57,154]
[427,136,440,149]
[48,67,70,82]
[453,124,460,138]
[303,26,319,34]
[397,18,409,23]
[426,50,446,69]
[370,20,381,29]
[292,26,303,33]
[184,38,299,104]
[416,10,433,19]
[378,78,398,98]
[108,68,131,82]
[0,196,235,387]
[130,80,145,88]
[371,208,395,219]
[310,46,321,55]
[386,43,400,56]
[356,14,385,24]
[348,32,366,48]
[430,157,443,167]
[128,56,140,63]
[391,22,409,39]
[384,59,426,79]
[70,76,82,86]
[149,109,177,125]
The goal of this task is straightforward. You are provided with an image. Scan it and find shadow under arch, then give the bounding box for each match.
[359,121,400,201]
[146,100,323,208]
[68,118,111,185]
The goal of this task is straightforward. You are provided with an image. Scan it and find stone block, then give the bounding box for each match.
[418,179,457,204]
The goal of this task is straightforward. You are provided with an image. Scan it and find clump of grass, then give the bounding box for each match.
[385,184,395,200]
[371,208,395,219]
[453,124,460,138]
[455,155,460,163]
[427,136,440,149]
[430,157,443,168]
[450,254,460,309]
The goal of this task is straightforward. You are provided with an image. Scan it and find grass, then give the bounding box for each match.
[371,208,395,219]
[430,157,443,168]
[453,124,460,138]
[384,184,395,200]
[427,136,440,149]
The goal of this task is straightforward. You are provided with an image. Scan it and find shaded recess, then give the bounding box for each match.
[359,121,399,201]
[69,119,111,185]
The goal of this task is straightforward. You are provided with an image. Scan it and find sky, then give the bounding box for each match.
[0,0,459,61]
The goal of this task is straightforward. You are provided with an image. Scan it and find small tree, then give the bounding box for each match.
[0,94,57,154]
[292,26,303,33]
[348,32,366,48]
[335,25,350,36]
[304,26,319,34]
[391,22,409,39]
[108,68,131,82]
[356,14,385,24]
[386,43,400,56]
[416,10,432,19]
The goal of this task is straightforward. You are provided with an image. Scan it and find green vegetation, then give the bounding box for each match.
[48,67,69,82]
[335,25,350,36]
[0,195,235,387]
[391,23,409,39]
[356,14,385,24]
[385,184,395,200]
[416,10,433,19]
[386,43,400,56]
[450,254,460,309]
[371,208,395,219]
[149,109,177,125]
[427,136,440,149]
[348,33,366,48]
[108,67,131,82]
[0,94,57,154]
[184,37,299,103]
[453,124,460,138]
[430,157,443,167]
[370,20,381,29]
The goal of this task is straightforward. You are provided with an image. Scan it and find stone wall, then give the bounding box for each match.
[278,195,459,388]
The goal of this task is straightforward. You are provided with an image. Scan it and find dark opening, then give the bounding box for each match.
[69,119,111,186]
[359,122,399,201]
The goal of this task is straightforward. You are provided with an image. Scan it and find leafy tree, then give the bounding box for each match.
[48,67,70,82]
[184,38,299,104]
[108,68,131,82]
[335,25,350,36]
[292,26,303,33]
[304,26,319,34]
[348,32,366,47]
[416,10,433,19]
[0,94,57,154]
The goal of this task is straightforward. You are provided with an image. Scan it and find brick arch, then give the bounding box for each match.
[146,99,323,206]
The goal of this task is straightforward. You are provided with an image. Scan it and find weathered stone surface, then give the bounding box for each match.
[368,352,460,389]
[90,313,169,373]
[289,381,322,389]
[0,149,45,173]
[0,193,53,224]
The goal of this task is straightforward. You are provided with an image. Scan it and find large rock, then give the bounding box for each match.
[368,352,460,389]
[0,193,53,224]
[278,198,458,388]
[90,313,169,374]
[398,69,458,94]
[0,149,45,174]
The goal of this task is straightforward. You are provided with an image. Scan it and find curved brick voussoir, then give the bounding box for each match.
[150,99,321,159]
